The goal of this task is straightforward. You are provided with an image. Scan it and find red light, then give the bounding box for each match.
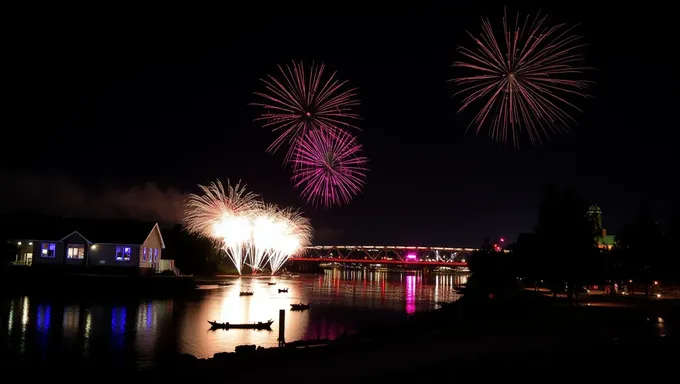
[500,238,505,242]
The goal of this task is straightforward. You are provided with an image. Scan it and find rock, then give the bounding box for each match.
[235,344,257,354]
[213,352,232,361]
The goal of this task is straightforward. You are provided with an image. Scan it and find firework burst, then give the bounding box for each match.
[452,9,592,146]
[249,203,281,273]
[252,61,360,160]
[184,180,313,274]
[267,207,313,274]
[184,180,262,274]
[291,128,368,208]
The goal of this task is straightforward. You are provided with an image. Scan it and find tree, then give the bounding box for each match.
[466,240,517,301]
[531,185,597,301]
[512,232,543,289]
[616,205,664,294]
[162,224,221,275]
[662,211,680,283]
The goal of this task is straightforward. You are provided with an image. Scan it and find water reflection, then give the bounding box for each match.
[63,305,80,331]
[405,275,416,314]
[1,270,467,368]
[36,304,51,332]
[111,307,127,333]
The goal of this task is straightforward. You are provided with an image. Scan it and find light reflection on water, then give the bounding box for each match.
[0,270,466,369]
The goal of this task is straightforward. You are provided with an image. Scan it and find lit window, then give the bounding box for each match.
[142,247,147,262]
[41,243,56,258]
[153,248,158,262]
[67,244,85,259]
[116,246,131,261]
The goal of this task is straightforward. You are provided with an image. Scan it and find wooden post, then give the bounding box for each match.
[278,309,285,347]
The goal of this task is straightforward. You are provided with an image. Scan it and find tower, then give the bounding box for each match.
[586,205,604,237]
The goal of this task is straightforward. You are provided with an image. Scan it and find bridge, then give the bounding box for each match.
[289,245,480,267]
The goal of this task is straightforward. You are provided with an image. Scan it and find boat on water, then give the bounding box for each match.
[239,291,254,296]
[208,320,273,330]
[290,303,311,311]
[267,282,276,285]
[278,288,288,293]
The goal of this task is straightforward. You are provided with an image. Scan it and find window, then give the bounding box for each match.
[142,247,147,262]
[116,246,131,261]
[41,243,56,258]
[153,248,159,262]
[67,244,85,259]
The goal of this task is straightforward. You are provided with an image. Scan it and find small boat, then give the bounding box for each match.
[290,303,311,311]
[278,288,288,293]
[239,291,254,296]
[267,282,276,286]
[208,320,274,330]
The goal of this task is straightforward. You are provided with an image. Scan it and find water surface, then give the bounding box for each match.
[1,270,467,369]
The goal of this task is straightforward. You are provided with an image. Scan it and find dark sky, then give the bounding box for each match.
[3,3,676,246]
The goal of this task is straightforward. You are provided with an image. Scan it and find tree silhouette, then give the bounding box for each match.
[663,211,680,282]
[615,205,664,294]
[162,224,220,275]
[512,184,596,301]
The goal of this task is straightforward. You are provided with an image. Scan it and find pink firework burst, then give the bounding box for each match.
[252,61,360,160]
[452,9,592,147]
[291,128,368,208]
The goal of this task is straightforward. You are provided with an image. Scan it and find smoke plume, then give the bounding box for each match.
[0,171,188,224]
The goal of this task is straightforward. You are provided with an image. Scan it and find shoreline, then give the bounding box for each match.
[156,292,680,380]
[0,266,197,297]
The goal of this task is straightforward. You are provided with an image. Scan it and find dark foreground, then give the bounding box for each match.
[15,290,679,381]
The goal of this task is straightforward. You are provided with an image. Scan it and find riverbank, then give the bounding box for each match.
[151,291,679,381]
[0,265,196,297]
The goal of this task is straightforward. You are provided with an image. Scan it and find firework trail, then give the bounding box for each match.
[452,9,592,146]
[252,61,360,160]
[291,128,368,208]
[268,207,313,275]
[184,180,262,274]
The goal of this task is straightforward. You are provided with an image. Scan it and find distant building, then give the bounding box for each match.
[4,215,176,275]
[586,205,615,250]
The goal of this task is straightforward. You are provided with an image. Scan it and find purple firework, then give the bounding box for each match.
[252,61,360,160]
[291,128,368,208]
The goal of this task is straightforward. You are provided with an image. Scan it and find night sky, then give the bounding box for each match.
[3,3,676,246]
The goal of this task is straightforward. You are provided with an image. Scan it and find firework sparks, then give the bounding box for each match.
[267,207,313,275]
[452,9,592,146]
[184,180,262,274]
[249,204,281,273]
[291,128,368,208]
[252,61,360,160]
[184,180,313,274]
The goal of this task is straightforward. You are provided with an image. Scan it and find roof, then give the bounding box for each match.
[0,214,159,245]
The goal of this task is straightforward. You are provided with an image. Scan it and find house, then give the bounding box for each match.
[4,215,176,275]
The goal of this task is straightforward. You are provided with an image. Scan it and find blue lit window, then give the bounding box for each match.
[116,246,131,261]
[142,247,147,262]
[41,243,56,258]
[153,248,159,262]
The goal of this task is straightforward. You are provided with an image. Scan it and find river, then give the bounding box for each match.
[0,269,467,370]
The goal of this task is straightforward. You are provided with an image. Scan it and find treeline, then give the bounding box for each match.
[468,184,679,298]
[161,225,225,275]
